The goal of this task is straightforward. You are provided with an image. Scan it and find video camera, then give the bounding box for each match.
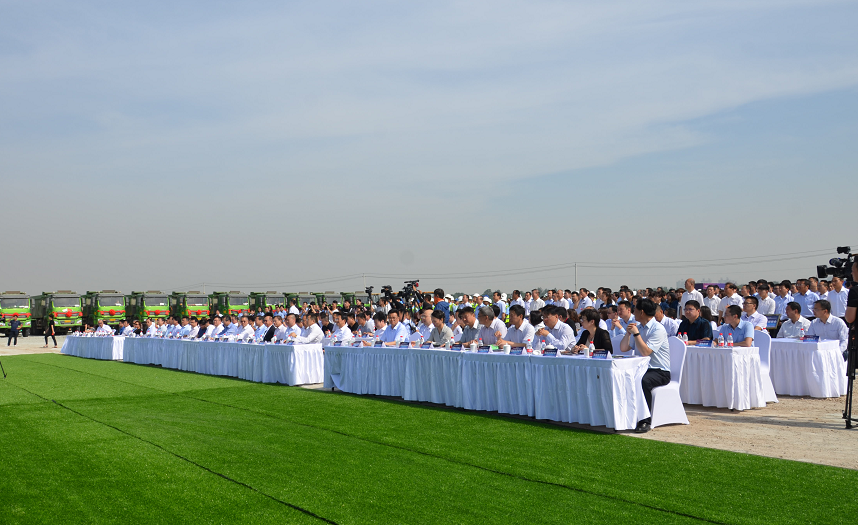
[817,246,855,283]
[381,280,424,308]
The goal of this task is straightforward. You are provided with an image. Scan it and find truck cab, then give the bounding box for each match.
[249,292,285,313]
[31,291,83,334]
[170,292,211,319]
[315,291,343,309]
[126,291,170,322]
[210,291,250,318]
[0,291,32,337]
[83,290,126,329]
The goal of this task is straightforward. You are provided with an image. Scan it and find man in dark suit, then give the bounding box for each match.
[262,313,276,342]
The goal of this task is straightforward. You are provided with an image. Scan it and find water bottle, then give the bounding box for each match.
[681,333,688,345]
[525,339,533,354]
[717,333,724,347]
[588,340,595,357]
[445,339,451,350]
[799,327,805,340]
[727,333,733,347]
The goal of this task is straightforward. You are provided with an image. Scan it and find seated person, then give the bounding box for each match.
[740,296,767,331]
[496,305,535,348]
[477,305,507,345]
[234,316,256,341]
[381,309,411,346]
[427,310,454,346]
[717,305,754,347]
[95,319,112,334]
[806,300,849,360]
[457,307,481,345]
[619,299,671,434]
[416,307,435,341]
[776,301,811,339]
[356,311,375,336]
[654,306,679,337]
[293,313,323,344]
[574,309,613,353]
[677,301,713,345]
[330,311,353,342]
[273,315,290,341]
[262,314,276,342]
[535,306,576,351]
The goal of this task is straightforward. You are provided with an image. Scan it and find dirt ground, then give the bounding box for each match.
[4,336,856,470]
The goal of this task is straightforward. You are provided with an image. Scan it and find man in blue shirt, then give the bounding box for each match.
[433,288,451,325]
[793,279,820,319]
[718,305,754,346]
[620,299,671,434]
[382,309,412,346]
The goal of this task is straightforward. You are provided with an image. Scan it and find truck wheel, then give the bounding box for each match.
[23,328,30,337]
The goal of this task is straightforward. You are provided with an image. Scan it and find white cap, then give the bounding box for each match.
[457,296,463,302]
[501,293,508,301]
[482,296,491,302]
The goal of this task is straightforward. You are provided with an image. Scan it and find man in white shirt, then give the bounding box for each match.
[535,306,576,351]
[740,296,768,330]
[530,289,545,312]
[476,305,507,345]
[415,307,434,341]
[356,311,375,336]
[331,311,353,341]
[654,306,679,337]
[207,316,222,338]
[94,319,112,334]
[793,279,820,319]
[702,285,721,317]
[292,313,323,344]
[776,302,810,339]
[678,279,705,316]
[577,289,594,313]
[523,291,533,315]
[718,283,743,324]
[144,318,156,335]
[118,320,134,336]
[382,310,412,346]
[616,301,636,331]
[807,300,849,359]
[509,290,525,309]
[828,276,849,318]
[233,316,255,341]
[187,318,200,338]
[273,316,290,341]
[496,305,535,348]
[155,318,168,336]
[774,281,794,320]
[755,284,776,315]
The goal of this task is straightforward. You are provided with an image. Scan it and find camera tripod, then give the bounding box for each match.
[844,341,856,429]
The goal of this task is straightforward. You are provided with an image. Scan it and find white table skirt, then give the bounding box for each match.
[324,347,652,430]
[403,348,463,407]
[680,347,766,410]
[121,338,323,385]
[61,336,124,360]
[769,339,846,397]
[461,352,534,417]
[531,356,650,431]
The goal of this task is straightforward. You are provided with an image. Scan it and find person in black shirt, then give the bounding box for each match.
[845,262,858,357]
[677,300,713,344]
[574,309,613,353]
[7,315,21,346]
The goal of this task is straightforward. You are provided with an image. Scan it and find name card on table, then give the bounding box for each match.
[509,348,523,355]
[593,349,610,359]
[399,342,411,348]
[352,341,363,347]
[331,341,343,346]
[450,344,463,351]
[695,340,712,347]
[477,345,491,353]
[373,341,384,347]
[801,335,819,343]
[421,343,433,349]
[542,348,558,357]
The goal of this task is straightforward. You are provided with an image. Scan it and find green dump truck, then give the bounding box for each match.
[0,291,32,337]
[210,291,250,317]
[31,291,83,334]
[170,291,212,319]
[126,291,171,323]
[249,291,286,313]
[83,290,126,329]
[314,291,343,308]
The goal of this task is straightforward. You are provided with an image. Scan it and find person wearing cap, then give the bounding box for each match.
[7,314,21,346]
[477,305,507,345]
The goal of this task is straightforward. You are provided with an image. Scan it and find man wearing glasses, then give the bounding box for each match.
[740,296,768,331]
[806,300,849,360]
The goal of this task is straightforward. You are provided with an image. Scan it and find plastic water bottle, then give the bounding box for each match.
[588,340,595,357]
[525,339,533,354]
[799,327,805,340]
[717,333,724,347]
[727,333,733,347]
[681,333,688,345]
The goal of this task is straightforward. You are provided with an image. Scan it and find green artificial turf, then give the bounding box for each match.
[1,354,856,524]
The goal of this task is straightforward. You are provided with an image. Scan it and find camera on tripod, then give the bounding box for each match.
[817,246,855,283]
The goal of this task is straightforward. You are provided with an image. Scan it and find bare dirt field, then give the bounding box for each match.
[4,337,856,470]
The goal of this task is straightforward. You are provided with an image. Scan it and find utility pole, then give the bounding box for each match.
[574,263,577,290]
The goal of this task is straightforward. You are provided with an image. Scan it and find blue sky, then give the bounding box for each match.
[2,1,857,294]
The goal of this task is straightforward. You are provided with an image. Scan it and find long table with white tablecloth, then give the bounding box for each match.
[61,336,124,360]
[680,346,767,410]
[769,339,846,398]
[324,345,651,431]
[63,336,323,386]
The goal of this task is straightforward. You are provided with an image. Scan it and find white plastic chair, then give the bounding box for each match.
[611,334,632,356]
[752,330,778,403]
[650,336,690,428]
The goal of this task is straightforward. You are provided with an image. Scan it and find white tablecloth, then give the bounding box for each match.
[324,347,651,430]
[461,352,534,416]
[769,339,846,397]
[680,346,766,410]
[61,336,124,360]
[122,338,323,385]
[531,355,650,431]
